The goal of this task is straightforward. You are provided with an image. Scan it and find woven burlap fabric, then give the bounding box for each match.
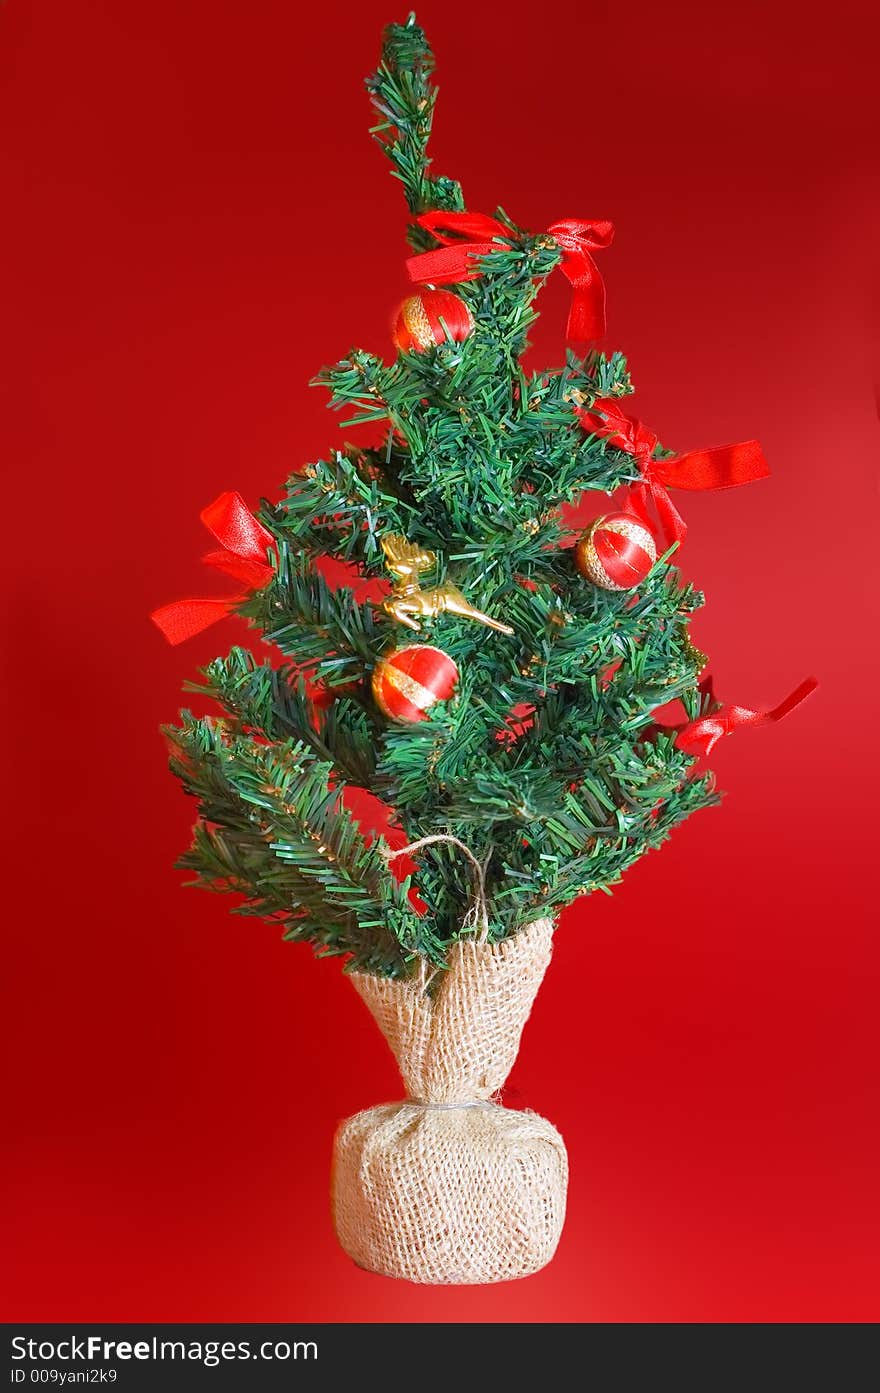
[331,918,568,1284]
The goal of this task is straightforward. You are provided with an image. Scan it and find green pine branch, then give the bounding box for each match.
[265,447,419,569]
[365,14,464,229]
[185,648,379,787]
[239,545,389,687]
[167,715,429,975]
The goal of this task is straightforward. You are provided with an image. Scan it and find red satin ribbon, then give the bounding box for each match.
[406,210,614,344]
[151,491,275,645]
[674,675,818,756]
[547,219,614,343]
[578,398,770,547]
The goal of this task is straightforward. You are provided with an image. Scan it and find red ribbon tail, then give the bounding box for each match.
[675,677,818,756]
[558,246,607,343]
[414,210,511,242]
[653,481,688,546]
[636,440,769,549]
[653,440,770,492]
[406,243,498,284]
[200,491,275,563]
[150,597,239,646]
[548,219,614,344]
[626,479,687,548]
[202,550,274,587]
[150,492,273,646]
[407,211,513,286]
[565,276,606,344]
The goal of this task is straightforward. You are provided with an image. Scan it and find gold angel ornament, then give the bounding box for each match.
[379,534,514,635]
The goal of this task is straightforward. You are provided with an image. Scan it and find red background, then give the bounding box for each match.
[2,0,878,1323]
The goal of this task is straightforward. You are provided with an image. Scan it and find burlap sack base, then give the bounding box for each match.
[331,918,568,1285]
[332,1100,567,1285]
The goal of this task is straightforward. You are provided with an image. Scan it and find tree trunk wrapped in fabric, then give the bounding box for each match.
[333,918,565,1283]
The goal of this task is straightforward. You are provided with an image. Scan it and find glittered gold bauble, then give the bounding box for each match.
[392,290,474,353]
[371,644,459,723]
[574,511,657,592]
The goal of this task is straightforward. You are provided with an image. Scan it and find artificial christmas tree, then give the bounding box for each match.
[153,15,814,1284]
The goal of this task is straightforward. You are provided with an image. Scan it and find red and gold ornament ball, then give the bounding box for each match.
[392,289,474,353]
[575,511,657,591]
[372,644,459,723]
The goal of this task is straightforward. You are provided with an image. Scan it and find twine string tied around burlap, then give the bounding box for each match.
[405,1099,493,1110]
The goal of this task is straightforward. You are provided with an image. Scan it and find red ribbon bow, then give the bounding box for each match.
[673,675,818,756]
[406,211,614,344]
[151,491,275,645]
[578,398,770,548]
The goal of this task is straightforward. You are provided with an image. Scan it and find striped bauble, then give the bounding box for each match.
[574,512,657,591]
[392,290,474,353]
[371,644,459,723]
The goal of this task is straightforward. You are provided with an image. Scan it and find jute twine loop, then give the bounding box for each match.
[380,833,491,943]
